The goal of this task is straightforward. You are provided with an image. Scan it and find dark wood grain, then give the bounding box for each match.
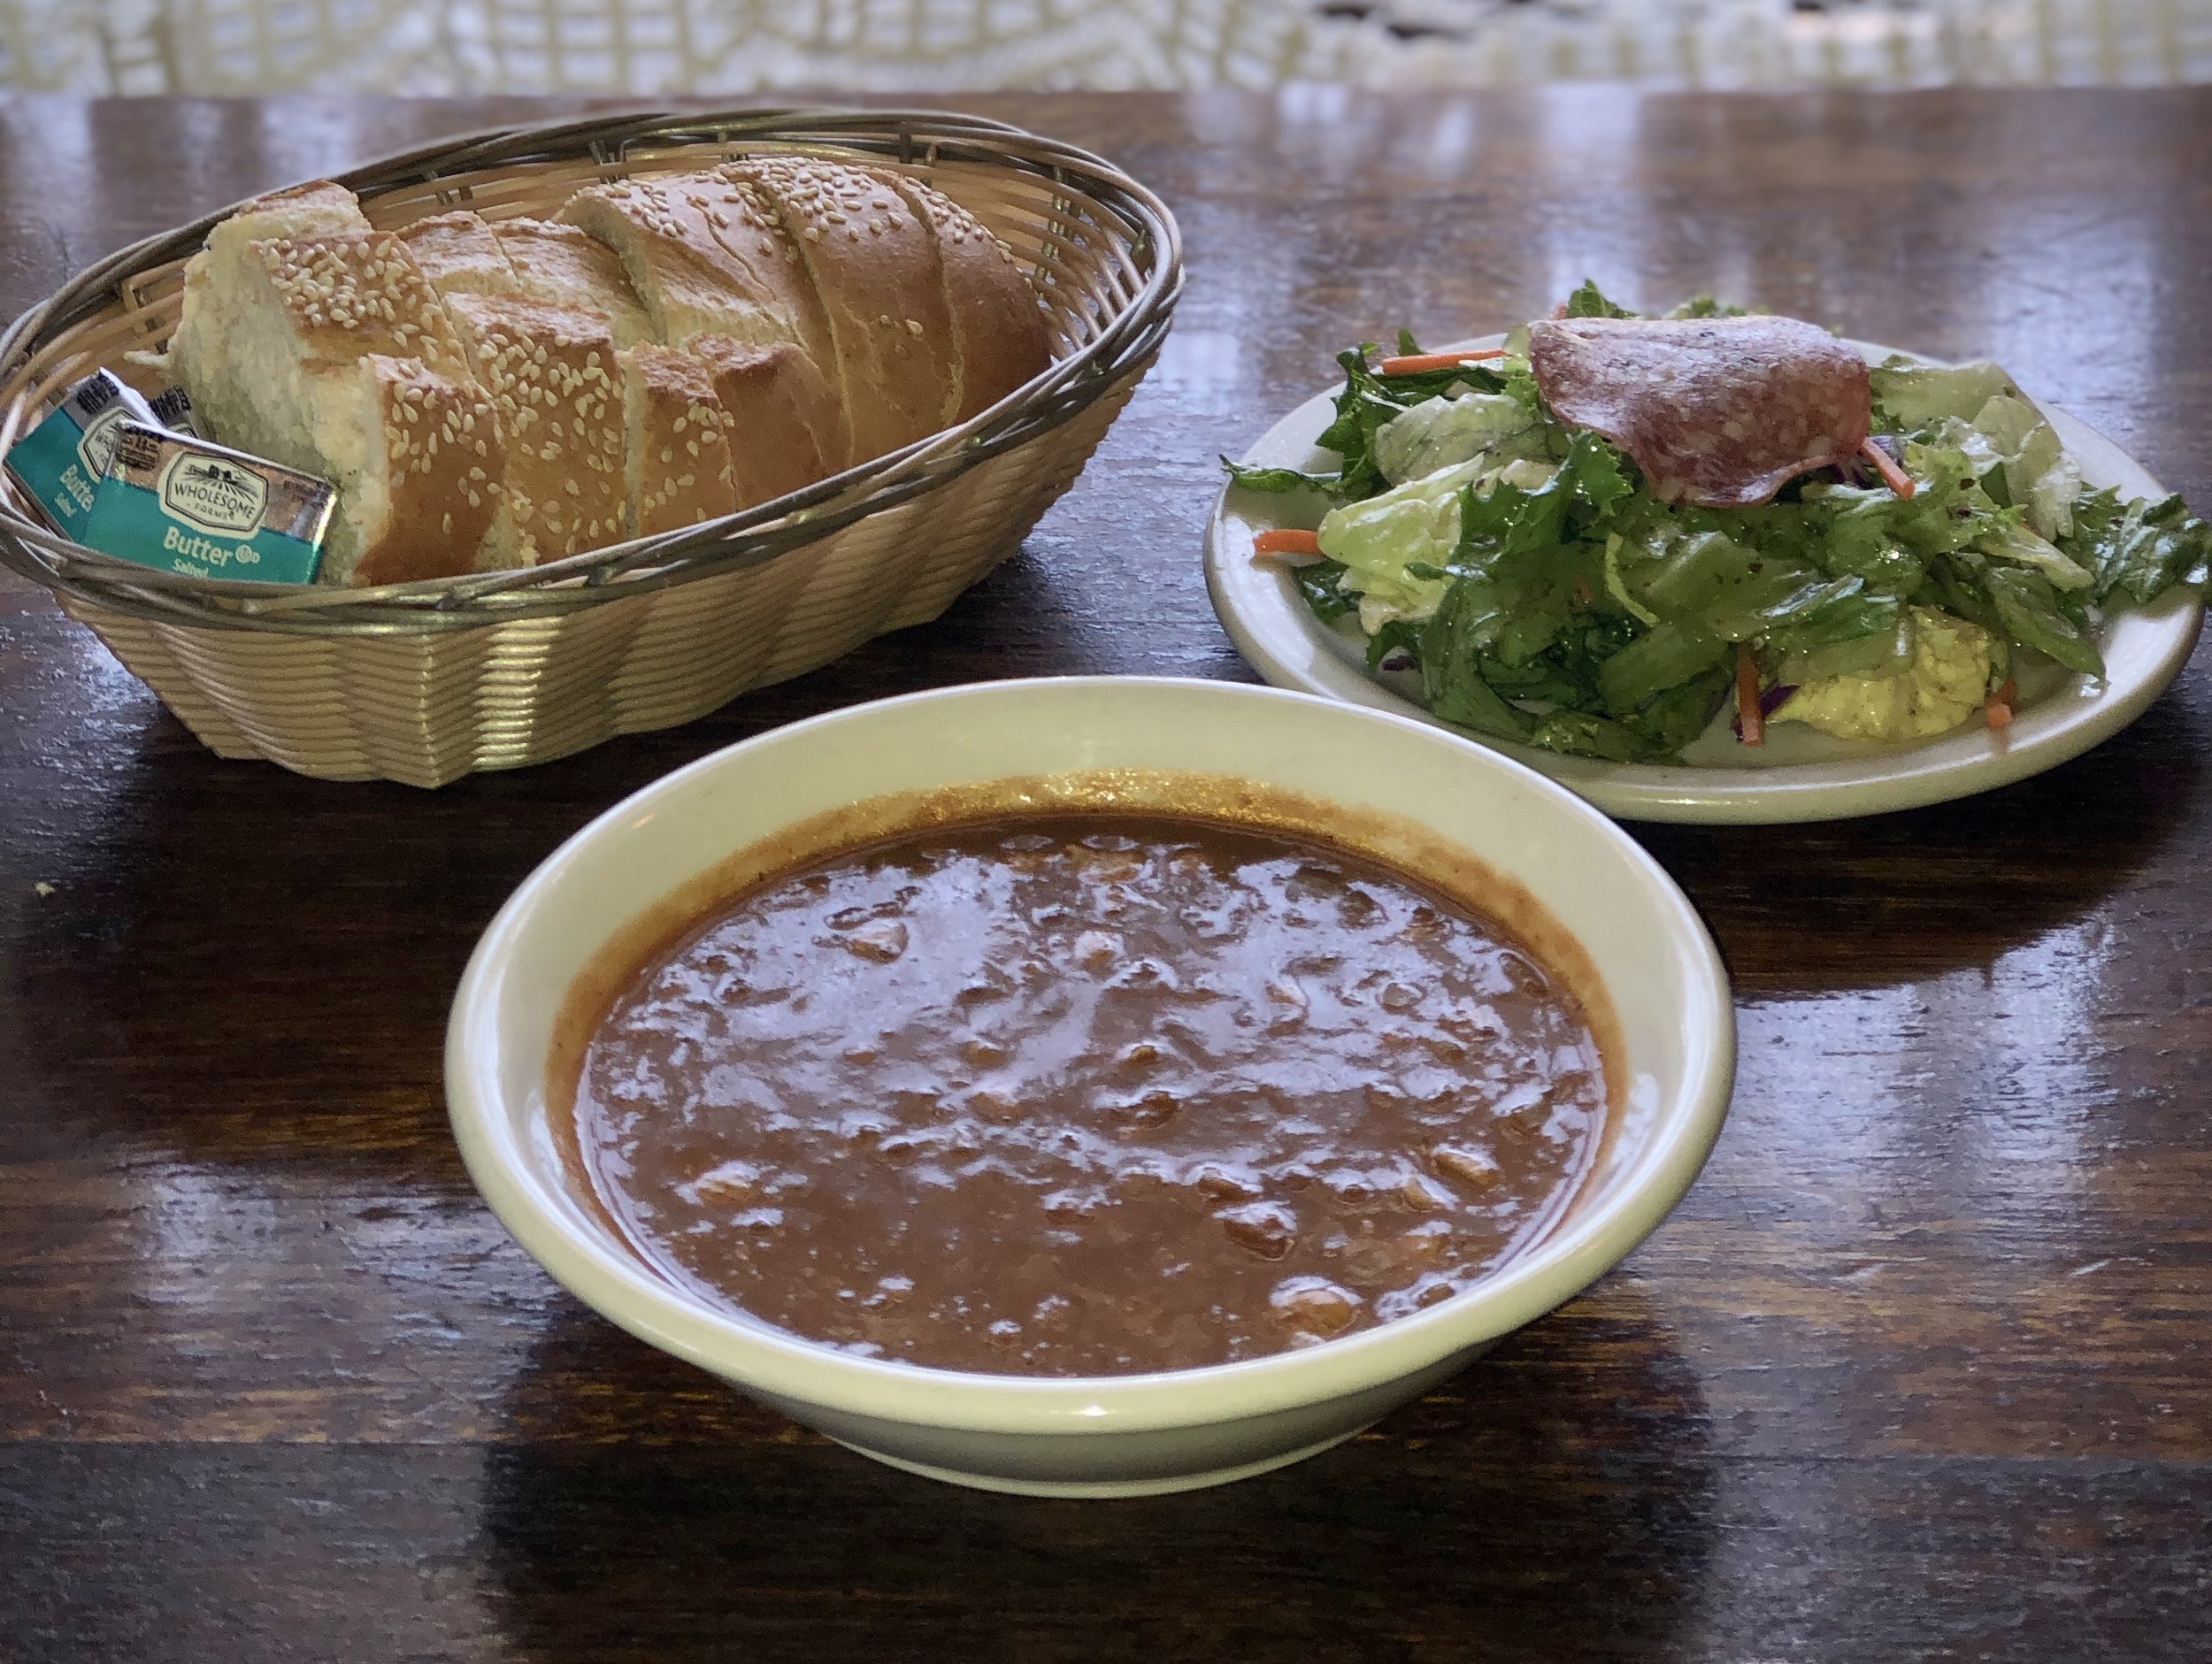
[4,89,2210,1663]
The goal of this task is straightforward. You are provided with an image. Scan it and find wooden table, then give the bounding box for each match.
[4,89,2208,1661]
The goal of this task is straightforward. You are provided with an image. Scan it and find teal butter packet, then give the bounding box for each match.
[80,422,334,584]
[4,370,158,536]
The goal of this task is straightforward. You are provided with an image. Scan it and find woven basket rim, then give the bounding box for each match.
[0,104,1181,636]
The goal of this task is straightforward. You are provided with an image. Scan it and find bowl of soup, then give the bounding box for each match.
[446,677,1734,1495]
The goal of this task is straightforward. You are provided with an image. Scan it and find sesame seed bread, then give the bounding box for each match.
[396,211,520,297]
[492,219,657,350]
[687,334,841,509]
[618,342,738,537]
[722,157,954,464]
[164,164,1053,586]
[444,294,627,564]
[879,172,1053,424]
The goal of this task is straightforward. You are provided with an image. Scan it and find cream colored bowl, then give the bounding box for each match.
[445,677,1735,1496]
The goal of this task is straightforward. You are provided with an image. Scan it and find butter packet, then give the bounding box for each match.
[148,385,197,438]
[4,370,159,537]
[80,422,334,584]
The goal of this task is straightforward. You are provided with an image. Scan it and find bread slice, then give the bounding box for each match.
[686,334,839,510]
[618,343,738,537]
[493,219,657,349]
[195,180,372,268]
[168,229,505,584]
[723,157,954,464]
[170,180,373,400]
[879,173,1052,423]
[445,294,626,564]
[559,173,830,364]
[396,211,520,297]
[326,355,510,586]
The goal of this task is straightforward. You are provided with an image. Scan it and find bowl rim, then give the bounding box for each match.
[445,675,1735,1436]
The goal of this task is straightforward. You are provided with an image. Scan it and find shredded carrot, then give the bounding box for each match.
[1736,641,1765,747]
[1985,677,2017,731]
[1378,349,1507,375]
[1860,436,1916,500]
[1251,527,1323,561]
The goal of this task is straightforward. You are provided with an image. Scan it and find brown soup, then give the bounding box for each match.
[558,782,1615,1376]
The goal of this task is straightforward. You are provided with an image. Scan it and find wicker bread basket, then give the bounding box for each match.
[0,107,1180,786]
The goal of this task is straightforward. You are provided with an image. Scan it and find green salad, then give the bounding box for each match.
[1225,282,2211,763]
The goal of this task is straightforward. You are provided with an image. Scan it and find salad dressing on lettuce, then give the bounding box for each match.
[1228,282,2210,759]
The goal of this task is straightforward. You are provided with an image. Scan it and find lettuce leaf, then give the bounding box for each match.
[1967,392,2081,540]
[1870,359,2018,433]
[1977,516,2094,593]
[1597,620,1729,715]
[1417,591,1536,740]
[1372,392,1543,488]
[1316,457,1487,626]
[1316,345,1513,502]
[1293,557,1358,623]
[1557,430,1637,535]
[1974,556,2105,677]
[1221,456,1340,498]
[1664,295,1747,319]
[1561,280,1636,319]
[2061,487,2212,608]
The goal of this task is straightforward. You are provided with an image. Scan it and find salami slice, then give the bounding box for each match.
[1528,315,1871,507]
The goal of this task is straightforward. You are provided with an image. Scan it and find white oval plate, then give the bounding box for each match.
[1205,337,2203,824]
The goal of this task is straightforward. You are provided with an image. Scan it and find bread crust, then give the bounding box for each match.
[723,157,952,463]
[200,180,373,269]
[344,355,508,587]
[172,180,373,400]
[397,211,520,297]
[687,334,839,509]
[445,294,627,563]
[242,231,473,383]
[493,219,657,349]
[618,342,738,537]
[562,175,822,352]
[879,172,1052,423]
